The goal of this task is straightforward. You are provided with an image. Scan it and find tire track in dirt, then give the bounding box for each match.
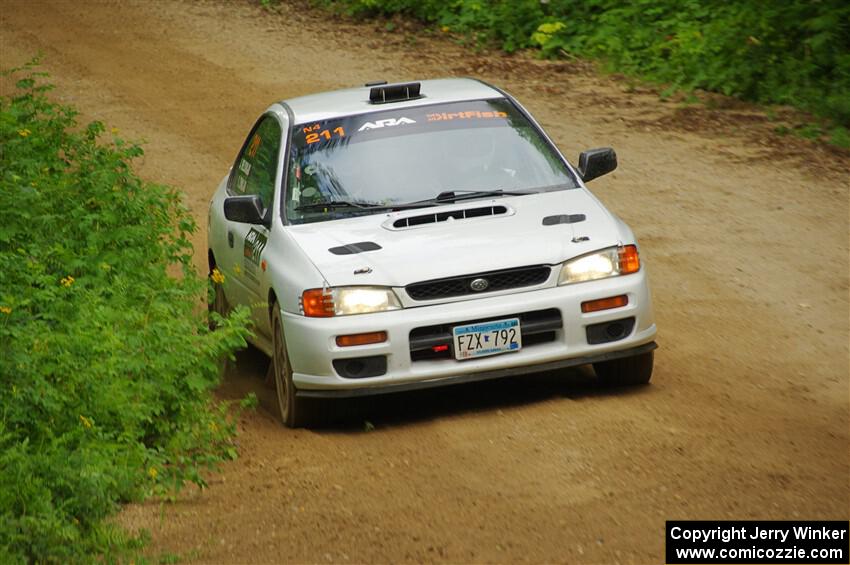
[2,1,847,562]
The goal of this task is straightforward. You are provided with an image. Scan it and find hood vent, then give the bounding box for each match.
[389,205,509,230]
[542,214,586,226]
[328,241,382,255]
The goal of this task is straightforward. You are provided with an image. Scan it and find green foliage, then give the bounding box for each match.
[318,0,850,137]
[830,126,850,149]
[0,60,251,562]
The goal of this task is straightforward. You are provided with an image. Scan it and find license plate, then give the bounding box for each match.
[452,318,522,361]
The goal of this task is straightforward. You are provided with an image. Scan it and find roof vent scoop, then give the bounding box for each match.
[369,82,422,104]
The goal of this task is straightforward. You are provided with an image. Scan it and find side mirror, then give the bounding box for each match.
[224,195,266,225]
[577,147,617,183]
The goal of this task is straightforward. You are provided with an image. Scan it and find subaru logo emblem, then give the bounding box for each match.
[470,278,489,292]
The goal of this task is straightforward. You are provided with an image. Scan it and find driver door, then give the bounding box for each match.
[220,114,282,311]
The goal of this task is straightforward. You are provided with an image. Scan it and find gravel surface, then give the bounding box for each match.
[2,1,848,562]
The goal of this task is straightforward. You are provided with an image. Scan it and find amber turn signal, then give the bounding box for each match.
[302,289,335,317]
[336,331,388,347]
[618,245,640,274]
[581,294,629,313]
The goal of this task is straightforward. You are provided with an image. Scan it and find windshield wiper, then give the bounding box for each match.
[296,190,534,213]
[402,189,537,206]
[296,200,435,212]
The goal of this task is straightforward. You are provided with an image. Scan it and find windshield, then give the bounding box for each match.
[285,98,578,224]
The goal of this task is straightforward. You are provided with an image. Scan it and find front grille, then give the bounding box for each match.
[406,265,551,301]
[410,308,562,362]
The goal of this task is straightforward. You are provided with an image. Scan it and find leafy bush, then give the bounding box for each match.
[0,61,250,562]
[320,0,850,143]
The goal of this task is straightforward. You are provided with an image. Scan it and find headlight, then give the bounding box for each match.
[558,245,640,285]
[301,286,401,317]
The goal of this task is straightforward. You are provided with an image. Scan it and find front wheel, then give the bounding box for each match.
[593,351,654,386]
[271,303,308,428]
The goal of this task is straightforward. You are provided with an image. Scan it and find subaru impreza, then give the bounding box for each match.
[208,79,657,427]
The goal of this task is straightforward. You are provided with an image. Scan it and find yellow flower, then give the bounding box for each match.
[233,264,242,276]
[18,128,31,137]
[211,267,225,284]
[0,306,11,315]
[111,127,119,135]
[79,415,93,429]
[148,466,158,480]
[440,26,450,33]
[60,275,75,287]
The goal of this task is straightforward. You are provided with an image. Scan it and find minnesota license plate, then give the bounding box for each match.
[452,318,522,361]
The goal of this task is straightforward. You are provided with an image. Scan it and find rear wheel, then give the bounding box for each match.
[593,351,654,386]
[271,302,308,428]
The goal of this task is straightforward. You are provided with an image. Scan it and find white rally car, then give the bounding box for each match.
[208,79,657,427]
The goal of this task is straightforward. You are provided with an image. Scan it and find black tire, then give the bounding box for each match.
[593,351,654,386]
[271,302,309,428]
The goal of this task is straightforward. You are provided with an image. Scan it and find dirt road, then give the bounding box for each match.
[2,1,848,562]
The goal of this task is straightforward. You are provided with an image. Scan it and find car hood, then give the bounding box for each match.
[287,190,625,288]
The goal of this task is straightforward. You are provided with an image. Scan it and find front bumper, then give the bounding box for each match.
[282,269,657,395]
[298,342,657,398]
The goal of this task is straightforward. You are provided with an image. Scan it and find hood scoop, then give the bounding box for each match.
[542,214,586,225]
[386,204,510,230]
[328,241,382,255]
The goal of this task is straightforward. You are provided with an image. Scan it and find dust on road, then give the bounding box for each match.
[1,1,848,562]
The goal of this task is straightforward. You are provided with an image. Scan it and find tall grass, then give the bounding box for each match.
[0,61,250,562]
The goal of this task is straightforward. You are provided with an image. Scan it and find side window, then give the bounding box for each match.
[231,116,282,210]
